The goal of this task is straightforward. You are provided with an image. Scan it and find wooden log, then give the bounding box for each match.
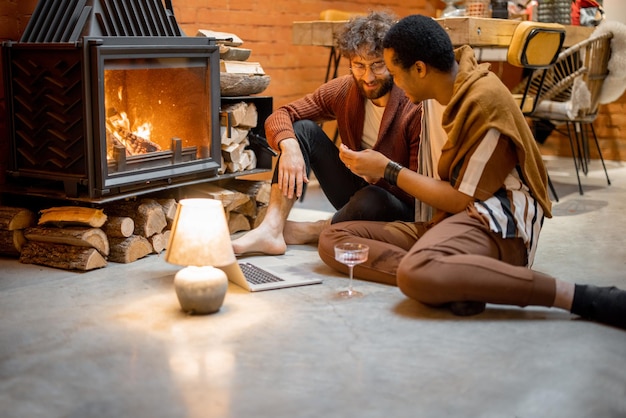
[157,198,177,222]
[162,230,171,250]
[0,230,26,257]
[106,110,162,155]
[0,206,36,231]
[102,216,134,238]
[149,232,167,254]
[228,212,251,234]
[24,226,109,256]
[38,206,107,228]
[19,241,107,271]
[220,179,271,205]
[187,184,250,212]
[250,204,268,229]
[220,101,258,128]
[104,199,167,238]
[108,235,153,263]
[231,198,256,217]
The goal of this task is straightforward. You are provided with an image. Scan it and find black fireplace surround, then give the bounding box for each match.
[2,0,270,203]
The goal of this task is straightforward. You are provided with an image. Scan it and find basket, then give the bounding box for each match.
[220,73,271,97]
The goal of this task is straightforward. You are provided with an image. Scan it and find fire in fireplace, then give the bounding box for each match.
[1,0,269,203]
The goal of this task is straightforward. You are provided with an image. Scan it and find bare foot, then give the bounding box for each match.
[231,224,287,256]
[283,219,331,245]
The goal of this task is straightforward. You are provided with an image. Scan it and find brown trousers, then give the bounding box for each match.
[318,210,556,308]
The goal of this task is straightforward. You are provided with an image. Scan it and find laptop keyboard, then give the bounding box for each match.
[239,262,285,285]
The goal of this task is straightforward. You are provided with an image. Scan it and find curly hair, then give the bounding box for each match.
[335,10,397,59]
[382,14,455,73]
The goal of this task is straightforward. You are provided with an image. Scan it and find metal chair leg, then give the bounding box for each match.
[588,123,611,186]
[566,123,584,195]
[547,174,559,202]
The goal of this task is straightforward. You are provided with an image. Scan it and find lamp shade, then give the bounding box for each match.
[165,198,235,268]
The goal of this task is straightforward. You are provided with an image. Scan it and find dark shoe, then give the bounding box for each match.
[448,301,486,317]
[571,285,626,329]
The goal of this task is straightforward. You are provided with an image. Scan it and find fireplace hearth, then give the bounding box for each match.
[2,0,270,204]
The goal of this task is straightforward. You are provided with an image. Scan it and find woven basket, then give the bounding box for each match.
[220,73,271,97]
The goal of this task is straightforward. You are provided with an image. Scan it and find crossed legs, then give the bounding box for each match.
[318,212,557,308]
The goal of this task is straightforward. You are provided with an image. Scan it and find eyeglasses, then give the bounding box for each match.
[350,61,388,77]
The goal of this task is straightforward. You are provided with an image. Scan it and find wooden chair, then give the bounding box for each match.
[507,21,566,201]
[516,31,613,195]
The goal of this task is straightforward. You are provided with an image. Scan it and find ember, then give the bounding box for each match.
[106,109,161,158]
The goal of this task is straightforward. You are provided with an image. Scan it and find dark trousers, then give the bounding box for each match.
[272,120,414,224]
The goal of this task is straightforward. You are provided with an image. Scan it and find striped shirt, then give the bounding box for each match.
[455,128,544,266]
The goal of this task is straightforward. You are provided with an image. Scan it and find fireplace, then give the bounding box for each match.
[1,0,270,204]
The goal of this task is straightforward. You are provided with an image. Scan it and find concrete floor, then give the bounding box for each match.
[1,156,626,418]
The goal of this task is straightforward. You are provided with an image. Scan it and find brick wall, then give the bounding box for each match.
[172,0,440,106]
[0,0,439,189]
[1,0,624,190]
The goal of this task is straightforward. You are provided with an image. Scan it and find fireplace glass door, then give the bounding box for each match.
[2,36,221,202]
[91,37,221,197]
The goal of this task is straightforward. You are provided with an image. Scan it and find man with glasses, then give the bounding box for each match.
[233,11,422,256]
[317,14,626,329]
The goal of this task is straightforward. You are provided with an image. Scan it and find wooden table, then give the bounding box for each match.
[293,16,593,49]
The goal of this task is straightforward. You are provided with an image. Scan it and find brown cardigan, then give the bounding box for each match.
[265,75,423,206]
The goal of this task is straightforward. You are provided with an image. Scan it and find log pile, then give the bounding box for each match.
[0,206,36,257]
[101,198,176,262]
[220,101,259,174]
[183,179,270,234]
[21,207,109,271]
[0,179,269,271]
[196,28,271,97]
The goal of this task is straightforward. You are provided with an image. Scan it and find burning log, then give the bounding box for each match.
[106,109,162,156]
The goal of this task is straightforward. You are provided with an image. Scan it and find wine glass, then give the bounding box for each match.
[334,243,369,298]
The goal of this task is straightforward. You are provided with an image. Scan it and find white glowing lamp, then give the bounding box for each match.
[165,198,234,314]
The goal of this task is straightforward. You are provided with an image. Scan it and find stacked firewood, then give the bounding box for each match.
[101,198,177,263]
[183,179,270,234]
[19,206,110,271]
[0,199,177,271]
[0,206,36,257]
[219,101,259,174]
[0,180,269,271]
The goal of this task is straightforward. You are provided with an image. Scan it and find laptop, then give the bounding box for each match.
[221,261,322,292]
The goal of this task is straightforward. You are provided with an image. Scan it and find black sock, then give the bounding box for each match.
[448,301,486,317]
[571,284,626,329]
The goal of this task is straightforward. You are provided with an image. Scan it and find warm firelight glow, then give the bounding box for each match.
[134,122,152,140]
[106,109,160,159]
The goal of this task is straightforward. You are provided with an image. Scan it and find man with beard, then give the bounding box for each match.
[232,11,422,256]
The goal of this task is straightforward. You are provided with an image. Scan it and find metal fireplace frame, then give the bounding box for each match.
[1,0,273,204]
[3,36,224,202]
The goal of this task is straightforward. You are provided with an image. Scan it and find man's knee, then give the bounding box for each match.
[293,119,325,139]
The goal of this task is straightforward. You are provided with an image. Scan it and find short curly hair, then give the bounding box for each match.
[335,11,397,59]
[382,14,455,73]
